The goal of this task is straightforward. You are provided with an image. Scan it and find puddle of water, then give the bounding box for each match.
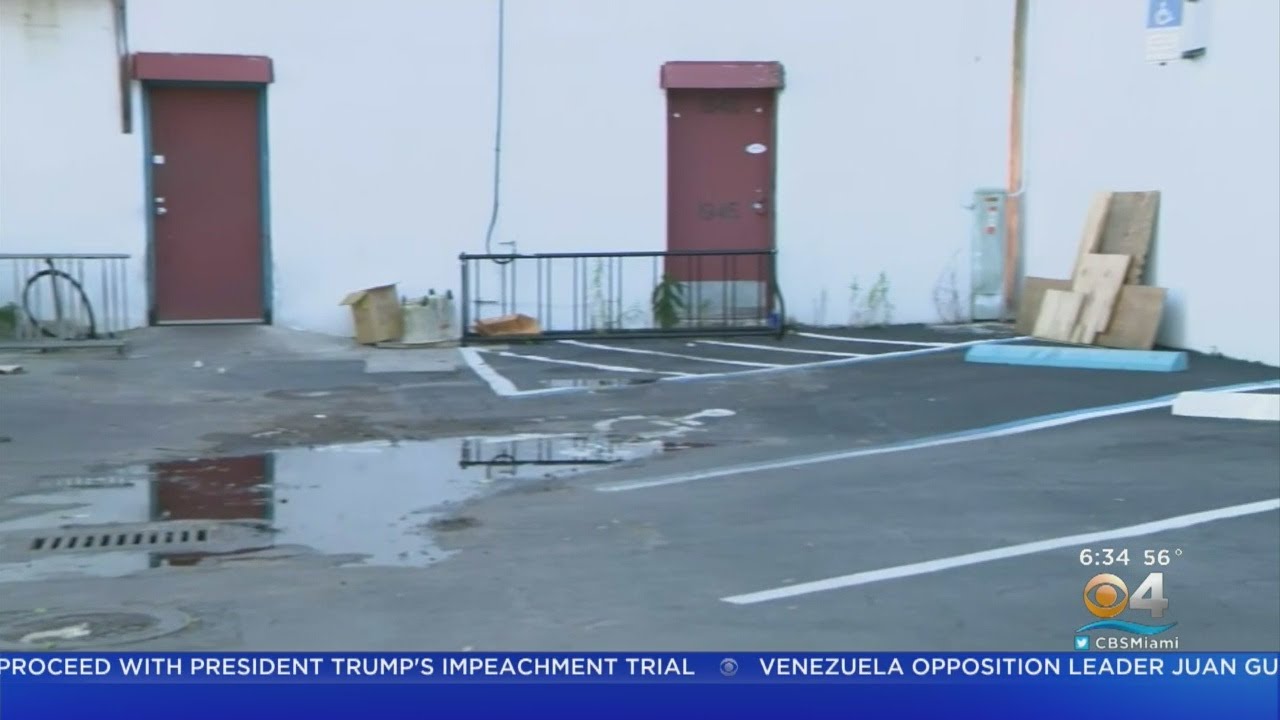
[0,434,667,584]
[541,378,657,388]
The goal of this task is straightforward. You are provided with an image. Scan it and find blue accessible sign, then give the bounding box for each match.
[1145,0,1184,63]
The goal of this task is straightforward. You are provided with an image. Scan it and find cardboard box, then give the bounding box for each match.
[473,313,541,337]
[340,284,404,345]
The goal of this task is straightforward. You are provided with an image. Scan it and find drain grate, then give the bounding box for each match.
[37,475,147,490]
[0,520,275,564]
[30,526,211,552]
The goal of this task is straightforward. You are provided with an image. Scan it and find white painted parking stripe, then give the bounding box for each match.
[459,348,520,397]
[558,339,782,368]
[596,379,1280,492]
[722,497,1280,605]
[657,336,1028,384]
[694,340,866,358]
[477,348,695,376]
[793,331,949,347]
[463,335,1027,399]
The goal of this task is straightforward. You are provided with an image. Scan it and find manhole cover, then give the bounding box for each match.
[0,606,192,649]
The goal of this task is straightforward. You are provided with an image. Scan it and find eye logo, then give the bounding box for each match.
[1077,572,1177,636]
[1083,574,1129,618]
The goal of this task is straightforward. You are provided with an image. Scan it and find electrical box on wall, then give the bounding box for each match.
[970,189,1007,322]
[1145,0,1211,65]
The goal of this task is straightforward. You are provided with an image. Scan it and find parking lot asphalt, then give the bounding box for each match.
[4,394,1273,652]
[462,324,1022,395]
[1,323,1277,653]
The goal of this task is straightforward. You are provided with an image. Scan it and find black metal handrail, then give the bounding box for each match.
[459,248,783,343]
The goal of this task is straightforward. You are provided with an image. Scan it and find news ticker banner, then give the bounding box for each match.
[0,653,1275,718]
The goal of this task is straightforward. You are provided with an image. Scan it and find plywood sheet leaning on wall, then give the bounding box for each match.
[1015,277,1071,335]
[1094,285,1166,351]
[1032,289,1085,342]
[1021,280,1166,350]
[1069,253,1131,344]
[1071,192,1113,279]
[1097,191,1160,285]
[1019,189,1166,351]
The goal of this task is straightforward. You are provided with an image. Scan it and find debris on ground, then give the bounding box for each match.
[393,290,457,346]
[1017,191,1165,350]
[473,313,541,337]
[341,283,404,345]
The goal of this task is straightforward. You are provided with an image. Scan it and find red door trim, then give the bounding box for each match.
[660,61,784,90]
[132,53,274,84]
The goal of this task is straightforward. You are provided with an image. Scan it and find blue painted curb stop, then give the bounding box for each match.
[964,344,1188,372]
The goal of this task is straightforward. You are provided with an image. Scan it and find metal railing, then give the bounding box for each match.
[0,253,131,352]
[459,249,783,343]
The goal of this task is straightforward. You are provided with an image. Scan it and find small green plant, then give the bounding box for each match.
[0,302,16,339]
[848,271,895,327]
[588,259,610,329]
[618,302,647,329]
[651,274,688,330]
[933,252,963,324]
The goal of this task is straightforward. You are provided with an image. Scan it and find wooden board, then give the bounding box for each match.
[1071,192,1113,278]
[1015,277,1070,335]
[1032,289,1085,342]
[1095,285,1166,350]
[1069,253,1131,344]
[1097,191,1159,284]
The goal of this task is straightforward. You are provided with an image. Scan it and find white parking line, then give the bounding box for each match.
[459,348,520,396]
[721,497,1280,605]
[793,331,949,347]
[558,339,781,368]
[462,335,1028,398]
[477,348,695,376]
[596,379,1280,492]
[694,340,865,358]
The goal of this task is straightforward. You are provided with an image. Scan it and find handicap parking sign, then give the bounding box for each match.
[1147,0,1184,29]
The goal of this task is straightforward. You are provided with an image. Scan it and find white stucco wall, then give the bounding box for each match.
[1,0,1015,338]
[0,0,148,325]
[1021,0,1280,366]
[494,0,1015,331]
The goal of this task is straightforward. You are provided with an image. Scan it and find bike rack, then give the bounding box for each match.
[0,253,131,354]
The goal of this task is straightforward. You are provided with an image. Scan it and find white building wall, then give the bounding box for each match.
[3,0,1014,338]
[0,0,148,324]
[1021,0,1280,366]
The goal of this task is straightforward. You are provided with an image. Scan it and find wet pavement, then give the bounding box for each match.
[0,324,1277,652]
[0,433,682,583]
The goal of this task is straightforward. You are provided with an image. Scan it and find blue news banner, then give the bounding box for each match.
[0,652,1276,719]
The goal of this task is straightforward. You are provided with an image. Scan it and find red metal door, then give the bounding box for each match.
[666,88,775,284]
[148,86,265,322]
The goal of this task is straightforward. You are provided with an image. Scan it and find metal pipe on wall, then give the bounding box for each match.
[482,0,506,256]
[1002,0,1028,318]
[112,0,132,134]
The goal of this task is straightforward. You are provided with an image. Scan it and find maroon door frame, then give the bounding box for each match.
[662,62,783,287]
[134,53,274,324]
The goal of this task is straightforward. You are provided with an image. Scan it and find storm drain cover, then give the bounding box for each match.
[0,606,192,650]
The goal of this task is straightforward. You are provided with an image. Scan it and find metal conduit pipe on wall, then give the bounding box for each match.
[1003,0,1030,318]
